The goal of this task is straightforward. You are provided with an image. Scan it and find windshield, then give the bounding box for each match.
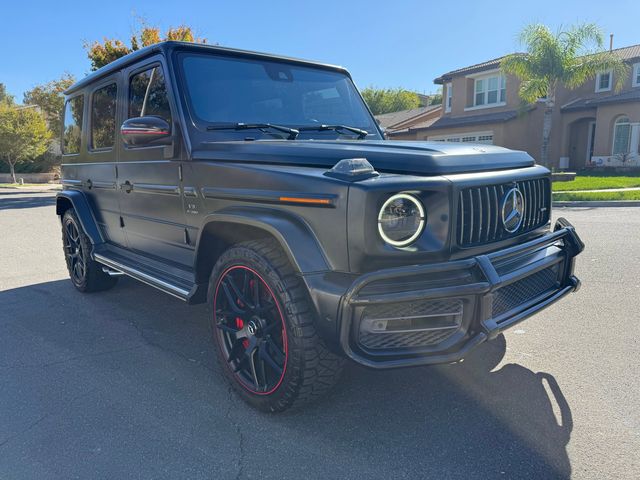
[178,53,381,140]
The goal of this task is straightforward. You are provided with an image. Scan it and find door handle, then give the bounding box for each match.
[121,181,133,193]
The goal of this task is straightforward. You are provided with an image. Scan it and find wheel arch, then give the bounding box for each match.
[193,207,331,284]
[56,191,104,245]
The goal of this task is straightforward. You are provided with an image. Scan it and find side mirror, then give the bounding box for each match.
[121,116,171,147]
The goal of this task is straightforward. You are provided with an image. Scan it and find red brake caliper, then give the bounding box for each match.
[236,317,249,349]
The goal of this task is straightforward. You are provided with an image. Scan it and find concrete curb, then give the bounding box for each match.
[553,200,640,207]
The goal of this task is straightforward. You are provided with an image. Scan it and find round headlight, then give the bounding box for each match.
[377,194,425,247]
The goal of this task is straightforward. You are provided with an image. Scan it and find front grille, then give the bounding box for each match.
[457,177,550,247]
[492,264,561,319]
[358,298,463,350]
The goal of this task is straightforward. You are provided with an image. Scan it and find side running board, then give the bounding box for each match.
[93,252,192,301]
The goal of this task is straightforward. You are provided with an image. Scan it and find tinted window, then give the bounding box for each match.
[129,66,171,122]
[63,95,84,154]
[179,54,379,139]
[91,83,117,149]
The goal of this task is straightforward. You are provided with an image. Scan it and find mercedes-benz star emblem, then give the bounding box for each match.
[501,187,525,233]
[247,321,257,335]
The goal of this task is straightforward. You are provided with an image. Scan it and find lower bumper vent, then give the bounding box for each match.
[358,299,463,350]
[492,264,561,319]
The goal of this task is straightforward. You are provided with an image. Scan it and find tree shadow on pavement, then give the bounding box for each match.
[0,193,56,210]
[0,277,572,479]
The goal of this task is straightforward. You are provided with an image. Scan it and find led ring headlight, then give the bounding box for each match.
[377,193,425,247]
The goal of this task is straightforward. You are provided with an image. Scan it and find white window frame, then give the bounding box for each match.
[445,83,452,113]
[428,130,494,145]
[612,116,631,155]
[464,70,506,111]
[632,63,640,88]
[595,70,612,92]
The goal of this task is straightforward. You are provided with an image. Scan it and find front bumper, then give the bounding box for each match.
[335,218,584,368]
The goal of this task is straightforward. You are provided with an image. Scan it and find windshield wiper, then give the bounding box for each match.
[297,124,368,139]
[206,123,299,140]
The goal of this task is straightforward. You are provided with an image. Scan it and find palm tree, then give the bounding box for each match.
[501,23,628,167]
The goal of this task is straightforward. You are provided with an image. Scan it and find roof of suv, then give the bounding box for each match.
[65,41,348,95]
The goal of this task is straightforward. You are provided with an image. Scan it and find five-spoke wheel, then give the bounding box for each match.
[61,209,117,292]
[213,265,288,395]
[63,216,86,285]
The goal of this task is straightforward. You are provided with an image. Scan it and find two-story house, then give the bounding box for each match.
[392,44,640,170]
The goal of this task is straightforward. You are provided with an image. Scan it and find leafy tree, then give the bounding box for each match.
[23,73,75,137]
[0,83,14,106]
[428,90,443,106]
[361,87,420,115]
[0,104,51,183]
[501,23,628,167]
[85,23,207,70]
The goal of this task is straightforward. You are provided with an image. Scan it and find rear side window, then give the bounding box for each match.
[91,83,117,150]
[63,95,84,154]
[129,66,171,123]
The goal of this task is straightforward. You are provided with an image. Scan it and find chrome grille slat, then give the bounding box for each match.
[483,187,491,244]
[475,188,483,244]
[456,177,550,248]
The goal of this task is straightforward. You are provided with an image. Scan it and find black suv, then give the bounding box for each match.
[57,41,583,412]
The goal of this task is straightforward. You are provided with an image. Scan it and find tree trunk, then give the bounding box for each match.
[540,91,555,168]
[8,156,17,184]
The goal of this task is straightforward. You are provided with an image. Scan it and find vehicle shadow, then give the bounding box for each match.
[0,193,56,210]
[0,277,572,479]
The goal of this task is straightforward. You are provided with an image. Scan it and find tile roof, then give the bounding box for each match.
[375,105,440,129]
[434,44,640,84]
[387,115,440,136]
[561,89,640,111]
[422,110,521,131]
[434,56,507,84]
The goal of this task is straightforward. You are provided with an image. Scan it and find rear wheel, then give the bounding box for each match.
[209,239,344,412]
[61,209,117,292]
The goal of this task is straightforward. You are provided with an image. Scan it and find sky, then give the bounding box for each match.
[1,0,639,102]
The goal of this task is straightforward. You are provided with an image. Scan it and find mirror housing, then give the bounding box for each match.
[121,116,171,147]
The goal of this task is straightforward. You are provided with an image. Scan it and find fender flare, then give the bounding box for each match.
[194,206,331,277]
[56,190,104,245]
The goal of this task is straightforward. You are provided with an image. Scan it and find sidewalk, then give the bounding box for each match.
[0,184,61,192]
[554,186,640,194]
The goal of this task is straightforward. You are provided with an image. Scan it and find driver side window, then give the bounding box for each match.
[129,66,172,123]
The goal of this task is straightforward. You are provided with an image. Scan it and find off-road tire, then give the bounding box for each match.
[208,238,344,412]
[61,209,118,293]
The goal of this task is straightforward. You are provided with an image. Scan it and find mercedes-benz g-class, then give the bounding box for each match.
[57,42,583,412]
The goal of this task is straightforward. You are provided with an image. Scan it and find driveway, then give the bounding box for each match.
[1,189,638,479]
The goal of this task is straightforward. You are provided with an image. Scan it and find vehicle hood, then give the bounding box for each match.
[192,140,535,175]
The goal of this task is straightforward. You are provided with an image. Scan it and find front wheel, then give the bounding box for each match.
[209,239,344,412]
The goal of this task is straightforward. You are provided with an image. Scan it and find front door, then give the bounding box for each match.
[116,57,193,267]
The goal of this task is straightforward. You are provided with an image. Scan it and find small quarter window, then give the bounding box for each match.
[91,83,117,150]
[63,95,84,154]
[129,66,171,123]
[596,71,612,92]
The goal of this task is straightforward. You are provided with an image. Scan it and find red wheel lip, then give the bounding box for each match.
[213,265,289,396]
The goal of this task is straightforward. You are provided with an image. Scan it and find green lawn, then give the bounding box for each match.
[553,190,640,201]
[552,174,640,192]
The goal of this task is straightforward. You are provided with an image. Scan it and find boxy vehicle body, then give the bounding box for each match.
[57,42,583,411]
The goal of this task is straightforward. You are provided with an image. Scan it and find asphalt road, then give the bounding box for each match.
[1,189,639,479]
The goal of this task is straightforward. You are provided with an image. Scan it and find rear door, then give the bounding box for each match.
[81,76,127,247]
[116,56,193,267]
